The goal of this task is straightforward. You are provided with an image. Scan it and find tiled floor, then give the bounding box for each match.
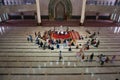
[0,26,120,80]
[0,19,118,27]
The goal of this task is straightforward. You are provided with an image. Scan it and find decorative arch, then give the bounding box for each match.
[48,0,72,20]
[55,2,65,20]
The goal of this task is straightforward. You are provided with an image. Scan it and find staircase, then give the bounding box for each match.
[0,26,120,80]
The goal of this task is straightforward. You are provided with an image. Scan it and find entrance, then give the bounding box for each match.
[55,2,65,20]
[48,0,72,20]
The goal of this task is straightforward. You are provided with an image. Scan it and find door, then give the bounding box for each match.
[55,2,65,20]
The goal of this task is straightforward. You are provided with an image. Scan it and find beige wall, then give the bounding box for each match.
[39,0,116,15]
[96,0,115,3]
[0,4,36,14]
[40,0,50,15]
[0,0,118,15]
[70,0,82,16]
[86,5,116,13]
[39,0,82,16]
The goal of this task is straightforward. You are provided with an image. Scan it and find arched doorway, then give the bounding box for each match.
[48,0,72,20]
[55,2,65,20]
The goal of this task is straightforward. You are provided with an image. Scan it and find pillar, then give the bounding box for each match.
[80,0,87,25]
[35,0,42,25]
[1,14,5,22]
[117,15,120,22]
[96,12,99,20]
[114,0,118,5]
[110,13,114,20]
[20,12,24,20]
[0,17,2,22]
[113,13,117,21]
[1,0,5,5]
[115,14,119,22]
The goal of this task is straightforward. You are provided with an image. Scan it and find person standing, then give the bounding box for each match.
[105,56,110,63]
[27,35,33,42]
[35,36,39,45]
[39,41,43,48]
[29,35,33,42]
[95,40,100,47]
[89,53,94,62]
[27,34,30,41]
[76,44,79,49]
[38,31,41,38]
[56,43,60,49]
[35,32,37,37]
[110,55,116,63]
[59,50,63,61]
[100,55,106,65]
[68,46,72,51]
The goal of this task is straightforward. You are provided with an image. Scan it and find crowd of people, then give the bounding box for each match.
[75,29,117,66]
[26,28,117,66]
[27,27,76,51]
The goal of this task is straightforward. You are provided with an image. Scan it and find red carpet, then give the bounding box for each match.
[51,31,80,40]
[69,31,80,40]
[51,32,71,39]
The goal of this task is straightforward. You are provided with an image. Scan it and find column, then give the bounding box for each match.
[80,0,87,25]
[20,12,24,20]
[113,13,117,21]
[5,13,9,20]
[115,14,119,22]
[1,14,5,22]
[1,0,4,5]
[114,0,118,5]
[110,13,114,20]
[35,0,42,25]
[0,17,2,22]
[117,15,120,22]
[96,12,99,20]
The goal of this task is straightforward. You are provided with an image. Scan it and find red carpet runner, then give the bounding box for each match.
[51,32,71,39]
[51,31,80,40]
[69,31,80,40]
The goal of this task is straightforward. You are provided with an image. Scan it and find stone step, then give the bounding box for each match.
[0,67,119,74]
[0,61,120,68]
[0,56,119,61]
[0,74,119,80]
[0,48,120,53]
[0,39,120,43]
[0,46,120,49]
[0,42,120,46]
[0,52,120,56]
[0,49,120,53]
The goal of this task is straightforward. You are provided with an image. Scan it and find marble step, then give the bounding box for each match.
[0,61,120,68]
[0,67,119,74]
[0,56,120,61]
[0,74,119,80]
[0,52,120,56]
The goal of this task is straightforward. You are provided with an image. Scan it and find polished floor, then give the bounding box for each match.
[0,26,120,80]
[0,19,118,27]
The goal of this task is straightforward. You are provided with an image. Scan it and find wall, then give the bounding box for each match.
[39,0,82,16]
[40,0,49,15]
[0,4,36,14]
[39,0,116,16]
[0,0,118,16]
[70,0,82,16]
[86,5,116,13]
